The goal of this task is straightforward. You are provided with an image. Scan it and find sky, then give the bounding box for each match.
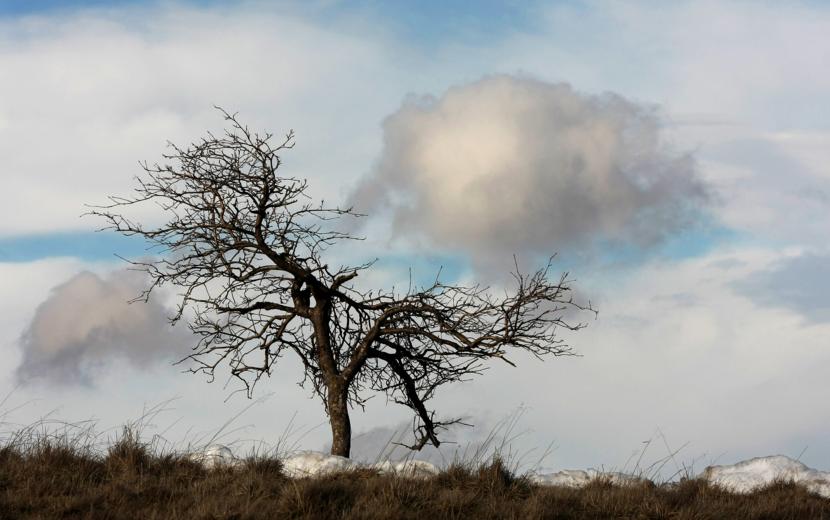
[1,0,829,476]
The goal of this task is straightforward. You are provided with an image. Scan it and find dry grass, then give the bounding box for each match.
[1,422,829,520]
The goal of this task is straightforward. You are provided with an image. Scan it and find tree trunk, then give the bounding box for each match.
[327,381,351,457]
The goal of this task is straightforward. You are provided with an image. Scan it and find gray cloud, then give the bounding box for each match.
[733,252,830,324]
[350,75,711,262]
[16,269,193,386]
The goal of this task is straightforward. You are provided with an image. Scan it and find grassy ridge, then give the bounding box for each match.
[1,426,829,519]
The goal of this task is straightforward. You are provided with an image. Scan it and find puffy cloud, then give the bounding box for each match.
[16,268,192,386]
[350,75,710,262]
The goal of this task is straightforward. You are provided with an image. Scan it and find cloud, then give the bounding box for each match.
[425,246,830,474]
[349,75,711,264]
[16,268,193,386]
[698,134,830,247]
[733,252,830,324]
[0,3,398,236]
[489,1,830,128]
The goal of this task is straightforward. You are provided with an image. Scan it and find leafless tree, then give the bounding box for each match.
[89,109,595,458]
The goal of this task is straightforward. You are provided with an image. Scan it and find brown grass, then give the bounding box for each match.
[1,423,829,520]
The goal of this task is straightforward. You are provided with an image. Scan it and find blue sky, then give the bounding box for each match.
[0,0,544,38]
[2,0,830,475]
[0,231,154,262]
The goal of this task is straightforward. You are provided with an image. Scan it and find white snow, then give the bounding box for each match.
[372,459,439,478]
[186,446,438,478]
[280,451,358,478]
[530,469,645,488]
[530,455,830,498]
[183,446,830,498]
[280,451,439,479]
[187,444,241,469]
[702,455,830,498]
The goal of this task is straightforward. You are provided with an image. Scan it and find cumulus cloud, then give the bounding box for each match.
[16,268,193,386]
[350,75,710,261]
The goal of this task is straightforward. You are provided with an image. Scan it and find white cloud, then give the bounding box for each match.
[695,133,830,246]
[460,3,830,252]
[0,4,401,236]
[6,247,830,474]
[170,244,826,475]
[428,246,830,473]
[0,259,334,456]
[499,2,830,250]
[486,1,830,128]
[0,258,90,368]
[15,268,193,386]
[350,75,710,265]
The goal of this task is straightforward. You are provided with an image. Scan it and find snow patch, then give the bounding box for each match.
[702,455,830,498]
[531,469,644,487]
[373,459,439,478]
[186,447,438,479]
[531,455,830,497]
[184,447,830,498]
[187,444,241,469]
[280,451,358,478]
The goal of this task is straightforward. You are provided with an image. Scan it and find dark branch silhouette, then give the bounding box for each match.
[88,108,595,457]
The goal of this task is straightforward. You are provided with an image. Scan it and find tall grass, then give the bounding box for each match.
[1,402,829,519]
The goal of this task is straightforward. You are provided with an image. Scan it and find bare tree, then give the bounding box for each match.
[89,109,595,458]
